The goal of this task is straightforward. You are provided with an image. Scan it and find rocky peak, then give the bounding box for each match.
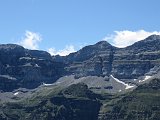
[95,41,113,49]
[56,41,114,63]
[145,34,160,41]
[0,44,24,50]
[125,34,160,53]
[0,44,64,91]
[0,44,25,55]
[0,44,25,65]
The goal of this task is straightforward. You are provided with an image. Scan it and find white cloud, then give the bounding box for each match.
[48,45,76,56]
[104,30,160,48]
[18,31,42,49]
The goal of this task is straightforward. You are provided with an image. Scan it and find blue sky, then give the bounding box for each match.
[0,0,160,55]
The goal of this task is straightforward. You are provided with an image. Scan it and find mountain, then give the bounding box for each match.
[0,35,160,120]
[1,35,160,92]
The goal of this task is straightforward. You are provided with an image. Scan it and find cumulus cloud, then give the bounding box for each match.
[104,30,160,48]
[18,31,42,49]
[48,45,76,56]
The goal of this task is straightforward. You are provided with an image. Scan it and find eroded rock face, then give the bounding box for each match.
[1,35,160,91]
[58,41,115,78]
[0,44,65,91]
[112,35,160,79]
[0,75,17,92]
[54,35,160,79]
[0,44,25,65]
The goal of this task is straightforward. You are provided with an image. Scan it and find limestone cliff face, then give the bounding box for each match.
[1,35,160,91]
[54,35,160,79]
[0,44,64,91]
[112,35,160,79]
[55,41,116,78]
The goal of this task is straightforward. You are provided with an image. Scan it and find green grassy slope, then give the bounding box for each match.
[100,79,160,120]
[0,83,102,120]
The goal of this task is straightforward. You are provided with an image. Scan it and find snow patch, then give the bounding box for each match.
[0,75,16,80]
[42,82,54,86]
[23,63,32,67]
[13,92,19,96]
[133,79,137,81]
[55,81,61,84]
[125,84,135,89]
[35,64,40,67]
[139,76,152,82]
[19,57,32,60]
[110,75,135,90]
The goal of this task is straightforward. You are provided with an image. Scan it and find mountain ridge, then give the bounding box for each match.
[0,34,160,120]
[0,35,160,91]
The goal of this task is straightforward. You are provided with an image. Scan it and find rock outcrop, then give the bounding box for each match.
[0,44,65,91]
